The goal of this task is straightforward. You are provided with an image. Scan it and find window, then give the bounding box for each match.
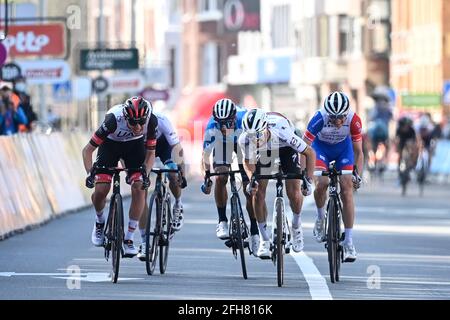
[271,5,291,49]
[201,42,219,85]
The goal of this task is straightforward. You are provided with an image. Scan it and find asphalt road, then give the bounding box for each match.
[1,175,449,300]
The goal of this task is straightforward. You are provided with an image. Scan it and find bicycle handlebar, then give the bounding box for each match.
[314,169,353,177]
[151,168,181,174]
[207,170,242,178]
[253,172,305,181]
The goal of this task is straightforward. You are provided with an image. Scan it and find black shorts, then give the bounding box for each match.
[255,147,301,176]
[155,135,173,165]
[95,138,145,183]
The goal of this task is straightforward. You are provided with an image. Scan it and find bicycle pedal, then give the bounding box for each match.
[285,248,290,254]
[224,239,233,248]
[259,255,271,260]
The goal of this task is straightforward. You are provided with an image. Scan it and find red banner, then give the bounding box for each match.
[2,24,65,57]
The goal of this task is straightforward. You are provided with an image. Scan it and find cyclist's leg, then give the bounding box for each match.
[335,140,355,245]
[90,140,118,245]
[121,138,146,251]
[312,140,329,217]
[279,147,302,227]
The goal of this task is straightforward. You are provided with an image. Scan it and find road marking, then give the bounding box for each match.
[285,201,332,300]
[0,272,142,282]
[290,252,333,300]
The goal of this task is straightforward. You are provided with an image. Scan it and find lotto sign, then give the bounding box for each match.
[1,24,66,58]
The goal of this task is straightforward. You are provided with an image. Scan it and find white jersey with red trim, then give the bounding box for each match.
[304,108,362,145]
[154,112,180,146]
[239,112,308,161]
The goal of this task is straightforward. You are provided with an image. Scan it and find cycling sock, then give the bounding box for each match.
[250,218,259,236]
[95,210,105,224]
[217,207,227,223]
[258,222,270,241]
[125,219,139,241]
[317,206,326,220]
[291,212,301,229]
[140,229,146,243]
[344,228,353,245]
[175,198,182,208]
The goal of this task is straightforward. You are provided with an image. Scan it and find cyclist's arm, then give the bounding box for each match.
[352,140,364,174]
[144,114,158,174]
[243,158,255,181]
[82,113,117,174]
[202,122,216,174]
[171,142,186,175]
[350,114,364,174]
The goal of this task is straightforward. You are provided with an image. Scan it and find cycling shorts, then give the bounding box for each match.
[312,138,354,171]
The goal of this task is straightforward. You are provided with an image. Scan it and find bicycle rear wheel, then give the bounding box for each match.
[159,198,172,274]
[146,192,161,275]
[231,196,247,279]
[111,194,124,283]
[327,199,338,283]
[275,198,284,287]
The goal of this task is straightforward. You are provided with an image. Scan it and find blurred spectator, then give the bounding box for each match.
[0,85,28,135]
[46,107,61,130]
[13,76,37,131]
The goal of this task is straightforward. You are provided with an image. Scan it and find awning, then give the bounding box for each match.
[173,88,228,140]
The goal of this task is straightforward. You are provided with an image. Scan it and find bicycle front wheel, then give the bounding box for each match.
[111,194,124,283]
[231,196,247,279]
[159,198,172,274]
[146,192,161,275]
[275,198,284,287]
[327,199,338,283]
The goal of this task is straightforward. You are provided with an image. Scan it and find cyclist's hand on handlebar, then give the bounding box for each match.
[179,175,188,189]
[301,176,313,196]
[201,171,212,194]
[140,165,151,190]
[85,175,95,189]
[352,171,362,190]
[246,180,259,196]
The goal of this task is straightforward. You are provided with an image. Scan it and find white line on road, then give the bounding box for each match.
[290,252,333,300]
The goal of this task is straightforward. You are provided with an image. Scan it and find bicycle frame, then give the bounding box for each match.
[208,170,250,279]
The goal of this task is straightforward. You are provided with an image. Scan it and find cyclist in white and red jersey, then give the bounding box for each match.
[82,96,157,258]
[239,108,316,258]
[137,111,187,261]
[303,91,363,262]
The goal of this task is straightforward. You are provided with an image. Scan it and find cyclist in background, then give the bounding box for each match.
[395,116,420,171]
[239,108,315,258]
[303,92,364,262]
[137,111,187,260]
[201,99,260,256]
[82,96,156,257]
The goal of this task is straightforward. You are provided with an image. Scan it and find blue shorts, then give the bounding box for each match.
[312,138,354,171]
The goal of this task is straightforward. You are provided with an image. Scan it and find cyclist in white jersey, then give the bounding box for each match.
[238,108,316,258]
[82,96,157,257]
[137,112,187,260]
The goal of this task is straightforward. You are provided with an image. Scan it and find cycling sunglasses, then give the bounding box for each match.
[217,119,235,129]
[329,114,346,121]
[127,117,147,126]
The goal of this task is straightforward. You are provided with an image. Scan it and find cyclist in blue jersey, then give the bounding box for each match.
[201,98,260,256]
[303,92,364,262]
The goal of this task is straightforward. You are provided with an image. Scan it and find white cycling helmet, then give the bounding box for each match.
[324,91,350,117]
[242,108,268,134]
[213,98,236,120]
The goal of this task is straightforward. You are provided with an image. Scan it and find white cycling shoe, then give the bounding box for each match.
[291,225,304,253]
[342,242,357,262]
[257,240,271,259]
[123,240,138,258]
[216,221,228,239]
[313,217,326,243]
[172,206,184,232]
[137,243,147,261]
[91,222,105,247]
[250,234,260,257]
